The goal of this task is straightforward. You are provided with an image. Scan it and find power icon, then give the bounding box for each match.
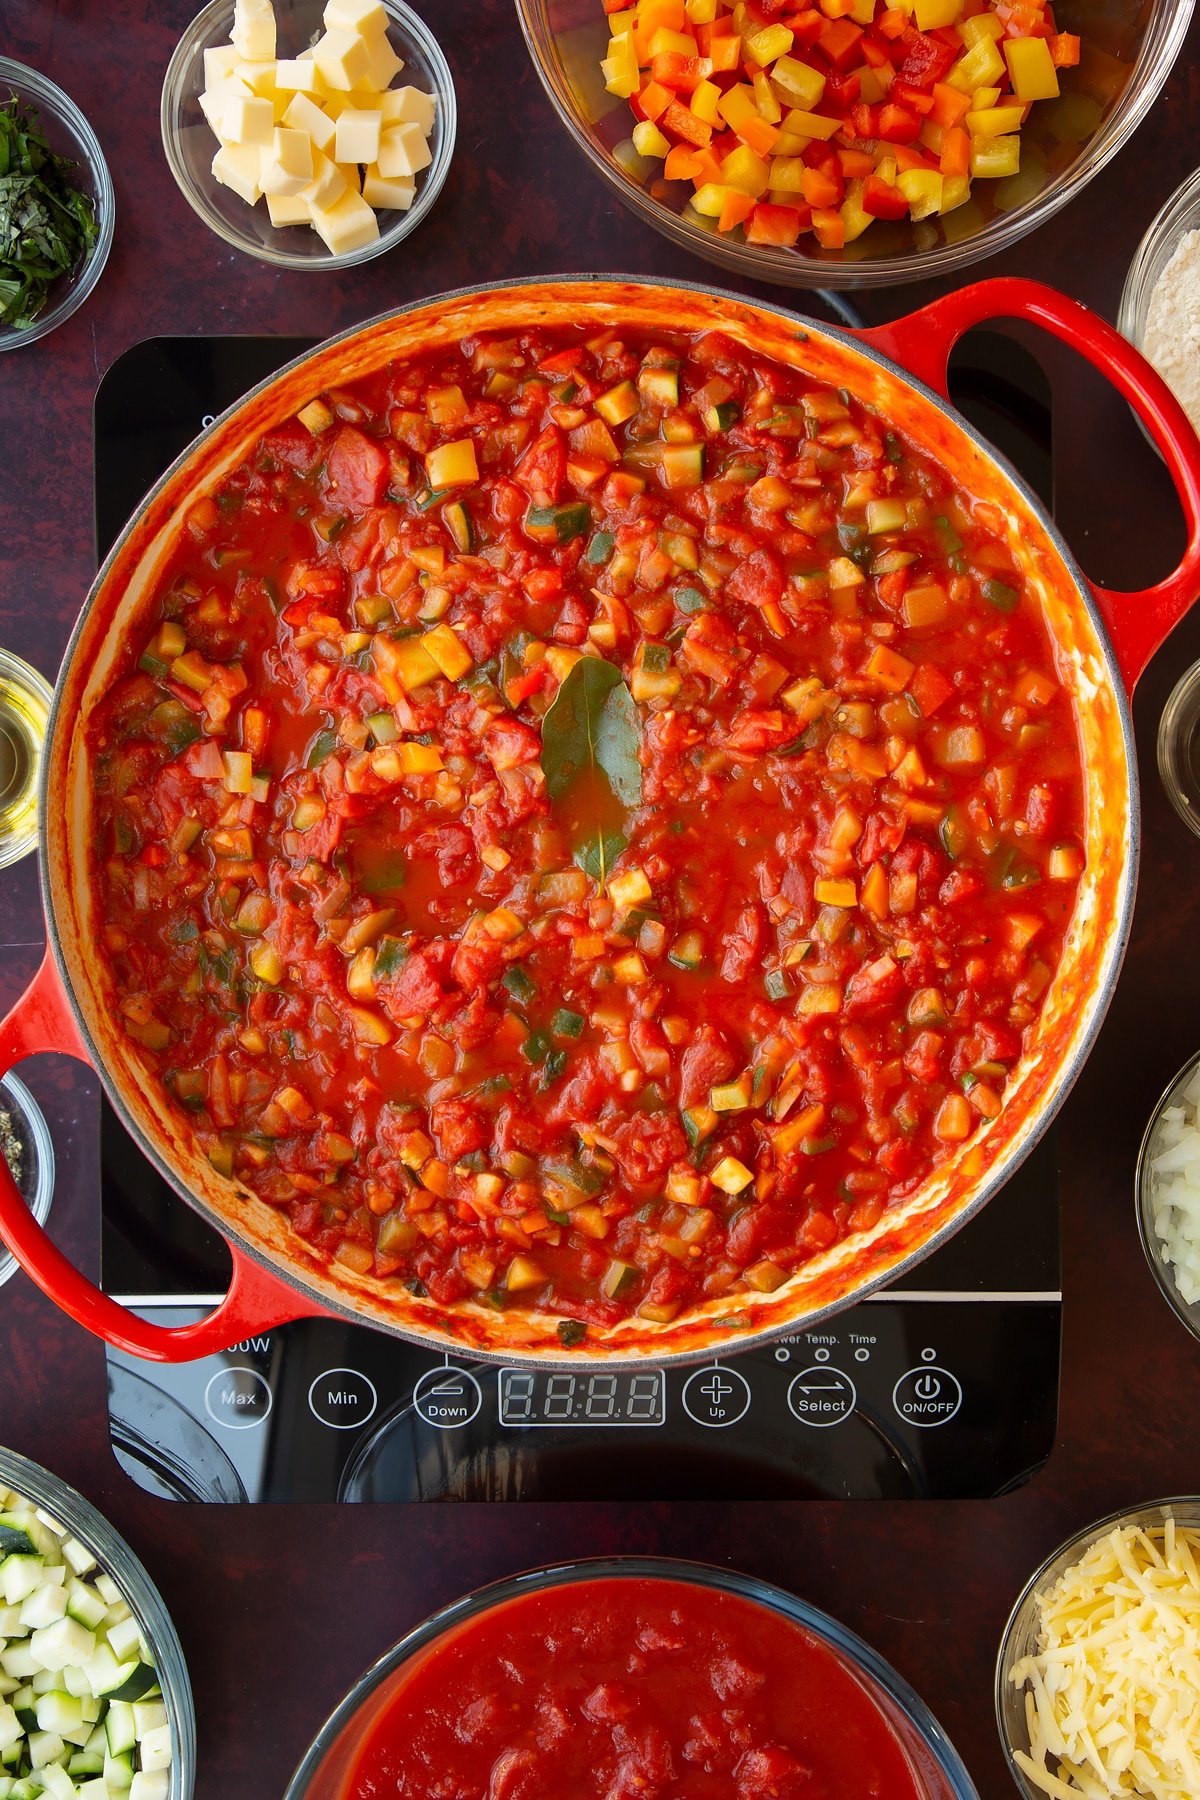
[915,1373,941,1401]
[892,1364,962,1428]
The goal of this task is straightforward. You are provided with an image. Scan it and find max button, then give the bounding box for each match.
[681,1366,751,1428]
[892,1365,962,1428]
[308,1368,378,1430]
[413,1367,483,1431]
[204,1366,272,1431]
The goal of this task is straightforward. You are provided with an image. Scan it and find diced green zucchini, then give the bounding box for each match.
[65,1585,107,1632]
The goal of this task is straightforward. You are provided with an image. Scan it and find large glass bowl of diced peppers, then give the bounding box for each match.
[515,0,1194,286]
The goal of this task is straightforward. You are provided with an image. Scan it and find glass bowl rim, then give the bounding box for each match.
[993,1495,1200,1797]
[159,0,457,271]
[513,0,1198,289]
[0,1071,55,1290]
[283,1554,979,1799]
[1134,1047,1200,1336]
[0,56,116,350]
[1118,161,1200,348]
[0,1444,197,1799]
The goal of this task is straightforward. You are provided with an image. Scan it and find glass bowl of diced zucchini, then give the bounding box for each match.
[0,1446,194,1800]
[160,0,455,268]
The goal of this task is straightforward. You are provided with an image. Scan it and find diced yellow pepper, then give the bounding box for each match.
[967,104,1025,136]
[768,155,805,192]
[752,69,782,124]
[770,56,825,109]
[373,633,440,695]
[940,174,971,212]
[633,118,671,158]
[690,181,729,216]
[648,25,696,55]
[720,144,772,195]
[249,943,283,985]
[946,37,1006,92]
[815,877,857,907]
[970,134,1021,178]
[685,0,718,19]
[782,107,841,141]
[426,438,478,488]
[897,167,943,219]
[847,0,875,22]
[505,1255,545,1291]
[601,31,640,98]
[958,11,1003,43]
[744,22,793,63]
[840,180,873,242]
[914,0,963,27]
[1004,34,1060,101]
[348,1005,393,1046]
[691,77,721,123]
[420,622,473,680]
[972,85,1002,109]
[608,866,653,912]
[710,1156,753,1195]
[396,742,445,775]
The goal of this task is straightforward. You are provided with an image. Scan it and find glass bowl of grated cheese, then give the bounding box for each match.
[1118,167,1200,448]
[1135,1051,1200,1340]
[996,1499,1200,1800]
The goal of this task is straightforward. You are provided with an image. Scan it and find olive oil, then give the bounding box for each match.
[0,651,52,871]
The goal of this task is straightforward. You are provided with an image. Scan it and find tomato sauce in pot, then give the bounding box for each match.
[344,1577,924,1800]
[88,320,1085,1341]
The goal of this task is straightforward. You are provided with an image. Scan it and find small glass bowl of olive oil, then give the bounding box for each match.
[0,649,52,870]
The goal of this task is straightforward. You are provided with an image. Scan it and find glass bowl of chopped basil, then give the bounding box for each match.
[0,59,114,350]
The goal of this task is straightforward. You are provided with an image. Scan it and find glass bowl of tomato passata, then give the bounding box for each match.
[283,1558,979,1800]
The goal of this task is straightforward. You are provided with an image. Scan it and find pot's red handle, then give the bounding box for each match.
[0,950,319,1363]
[855,276,1200,695]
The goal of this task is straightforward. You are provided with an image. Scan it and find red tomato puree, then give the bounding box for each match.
[345,1578,922,1799]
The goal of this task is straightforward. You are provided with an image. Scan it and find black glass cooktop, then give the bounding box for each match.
[93,326,1060,1505]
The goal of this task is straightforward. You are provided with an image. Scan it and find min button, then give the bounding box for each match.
[308,1368,378,1430]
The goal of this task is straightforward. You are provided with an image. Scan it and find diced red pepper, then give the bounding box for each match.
[911,662,955,717]
[877,102,922,144]
[824,70,862,109]
[650,51,704,89]
[862,174,910,220]
[889,79,937,114]
[896,29,960,88]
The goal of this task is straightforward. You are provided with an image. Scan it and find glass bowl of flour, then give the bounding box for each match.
[1119,168,1200,451]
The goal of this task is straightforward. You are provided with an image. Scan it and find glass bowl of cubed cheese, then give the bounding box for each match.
[0,1445,195,1800]
[161,0,455,267]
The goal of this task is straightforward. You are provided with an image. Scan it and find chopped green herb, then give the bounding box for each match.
[0,94,100,330]
[557,1319,587,1348]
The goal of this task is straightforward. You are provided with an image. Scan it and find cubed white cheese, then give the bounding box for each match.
[231,0,276,60]
[334,107,382,165]
[221,91,274,146]
[356,32,404,91]
[203,44,242,86]
[212,142,264,205]
[265,190,310,225]
[273,125,315,181]
[198,77,250,135]
[302,148,348,211]
[376,120,431,178]
[282,90,336,151]
[310,187,380,254]
[362,165,415,210]
[323,0,388,36]
[274,57,322,92]
[380,84,436,132]
[233,57,278,98]
[312,27,372,90]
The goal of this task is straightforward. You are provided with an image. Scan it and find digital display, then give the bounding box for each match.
[498,1369,665,1428]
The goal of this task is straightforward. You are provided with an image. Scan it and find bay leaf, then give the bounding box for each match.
[540,657,642,878]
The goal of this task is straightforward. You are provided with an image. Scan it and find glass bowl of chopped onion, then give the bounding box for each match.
[1135,1051,1200,1338]
[0,58,115,350]
[160,0,455,269]
[1118,166,1200,448]
[996,1498,1200,1799]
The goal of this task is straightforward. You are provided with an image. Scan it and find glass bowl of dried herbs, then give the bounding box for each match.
[0,59,114,350]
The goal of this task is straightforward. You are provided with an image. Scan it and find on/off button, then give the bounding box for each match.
[307,1368,378,1430]
[892,1365,962,1428]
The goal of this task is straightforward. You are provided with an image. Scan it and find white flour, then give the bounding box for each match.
[1144,227,1200,434]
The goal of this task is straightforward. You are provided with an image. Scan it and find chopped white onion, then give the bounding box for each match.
[1148,1077,1200,1305]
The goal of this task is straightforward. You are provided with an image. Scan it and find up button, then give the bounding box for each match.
[892,1362,962,1428]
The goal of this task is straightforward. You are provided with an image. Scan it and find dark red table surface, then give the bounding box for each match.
[4,2,1200,1794]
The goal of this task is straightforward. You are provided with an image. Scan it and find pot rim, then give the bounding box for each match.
[42,274,1139,1363]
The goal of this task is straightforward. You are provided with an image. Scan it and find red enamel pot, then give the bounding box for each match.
[2,275,1199,1365]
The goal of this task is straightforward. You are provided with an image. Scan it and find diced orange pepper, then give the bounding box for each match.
[706,31,743,70]
[929,81,972,126]
[638,79,673,120]
[876,8,909,35]
[893,143,939,172]
[664,144,701,180]
[1050,30,1080,63]
[939,126,970,176]
[811,206,845,248]
[801,165,841,207]
[718,188,756,231]
[745,202,804,245]
[651,51,704,89]
[662,99,713,146]
[837,146,874,177]
[690,145,725,184]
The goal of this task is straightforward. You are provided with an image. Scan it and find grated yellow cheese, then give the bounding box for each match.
[1009,1521,1200,1799]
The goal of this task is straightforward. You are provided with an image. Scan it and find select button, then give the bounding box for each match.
[307,1368,378,1430]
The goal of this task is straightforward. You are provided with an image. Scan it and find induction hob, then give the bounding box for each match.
[93,326,1060,1504]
